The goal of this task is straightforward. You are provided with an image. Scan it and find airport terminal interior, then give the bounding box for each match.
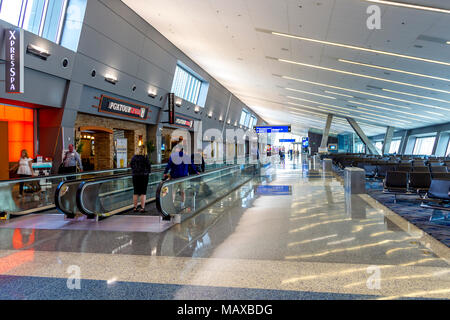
[0,0,449,302]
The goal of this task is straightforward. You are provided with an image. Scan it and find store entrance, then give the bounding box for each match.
[161,127,194,163]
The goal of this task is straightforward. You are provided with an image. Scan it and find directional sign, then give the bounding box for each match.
[255,125,291,133]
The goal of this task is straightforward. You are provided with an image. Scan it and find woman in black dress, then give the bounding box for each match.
[130,146,151,212]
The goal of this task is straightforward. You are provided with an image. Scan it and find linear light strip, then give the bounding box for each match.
[286,94,415,123]
[366,99,410,109]
[278,58,450,95]
[286,96,411,123]
[281,75,450,111]
[365,0,450,14]
[284,88,336,99]
[381,88,450,104]
[324,91,354,98]
[271,31,450,66]
[338,59,450,82]
[347,100,436,120]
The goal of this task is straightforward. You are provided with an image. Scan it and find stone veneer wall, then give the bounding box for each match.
[74,113,147,168]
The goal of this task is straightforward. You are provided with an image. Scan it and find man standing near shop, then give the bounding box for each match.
[62,144,83,175]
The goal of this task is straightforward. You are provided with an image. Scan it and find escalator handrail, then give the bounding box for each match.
[0,163,167,185]
[76,164,236,217]
[54,172,133,216]
[155,163,250,218]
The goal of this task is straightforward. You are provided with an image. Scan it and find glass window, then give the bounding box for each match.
[22,0,47,35]
[41,0,65,43]
[250,116,257,129]
[239,110,248,126]
[446,140,450,157]
[388,139,401,154]
[171,65,203,105]
[0,0,23,25]
[355,142,365,154]
[52,0,87,51]
[374,141,383,153]
[244,112,251,127]
[413,136,435,155]
[0,0,87,52]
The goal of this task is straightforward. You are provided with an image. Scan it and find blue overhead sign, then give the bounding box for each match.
[255,125,291,133]
[279,139,295,142]
[302,137,309,148]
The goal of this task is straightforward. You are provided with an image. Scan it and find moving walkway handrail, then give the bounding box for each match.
[75,162,235,218]
[55,172,133,217]
[155,163,260,219]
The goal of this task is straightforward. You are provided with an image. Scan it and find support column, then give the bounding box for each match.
[346,117,380,155]
[431,131,441,156]
[381,126,395,155]
[319,114,333,153]
[399,130,411,155]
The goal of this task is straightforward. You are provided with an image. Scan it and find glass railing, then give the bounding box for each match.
[156,163,260,222]
[71,162,232,219]
[1,164,167,217]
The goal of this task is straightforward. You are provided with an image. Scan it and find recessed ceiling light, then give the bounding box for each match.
[268,31,450,66]
[276,57,450,94]
[364,0,450,14]
[280,75,450,111]
[338,59,450,83]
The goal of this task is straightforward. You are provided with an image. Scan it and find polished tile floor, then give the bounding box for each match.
[0,158,449,300]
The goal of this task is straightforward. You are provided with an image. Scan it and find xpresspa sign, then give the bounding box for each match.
[5,27,24,93]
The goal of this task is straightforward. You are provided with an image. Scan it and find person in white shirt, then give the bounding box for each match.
[11,149,35,197]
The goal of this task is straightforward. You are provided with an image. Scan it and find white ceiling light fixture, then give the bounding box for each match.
[324,91,354,98]
[338,59,450,83]
[277,57,450,95]
[268,31,450,66]
[364,0,450,14]
[284,88,336,99]
[27,44,51,60]
[148,88,157,98]
[104,74,118,84]
[281,76,450,111]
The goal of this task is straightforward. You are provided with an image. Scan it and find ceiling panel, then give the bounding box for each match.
[122,0,450,136]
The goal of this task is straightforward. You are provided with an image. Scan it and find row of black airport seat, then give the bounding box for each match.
[328,153,450,210]
[384,171,450,209]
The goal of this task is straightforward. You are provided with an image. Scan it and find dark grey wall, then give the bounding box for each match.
[0,0,266,166]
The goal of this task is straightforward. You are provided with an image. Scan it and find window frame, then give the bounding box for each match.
[171,65,204,105]
[412,136,436,156]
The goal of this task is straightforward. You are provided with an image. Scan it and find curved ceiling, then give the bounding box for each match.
[122,0,450,136]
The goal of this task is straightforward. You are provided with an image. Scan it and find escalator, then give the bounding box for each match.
[55,161,231,220]
[74,162,262,223]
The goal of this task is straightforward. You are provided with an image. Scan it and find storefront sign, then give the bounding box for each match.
[99,95,149,120]
[174,116,194,128]
[5,28,24,93]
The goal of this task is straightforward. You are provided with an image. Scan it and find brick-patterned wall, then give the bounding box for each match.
[74,113,147,168]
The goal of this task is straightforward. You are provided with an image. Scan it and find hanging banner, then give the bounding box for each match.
[174,115,194,128]
[168,93,175,124]
[116,138,128,168]
[5,27,24,93]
